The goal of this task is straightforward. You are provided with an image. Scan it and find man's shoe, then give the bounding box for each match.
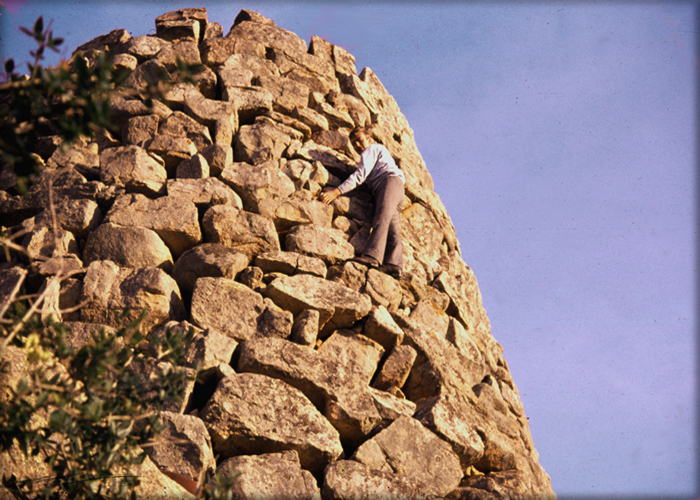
[351,255,380,268]
[379,264,402,280]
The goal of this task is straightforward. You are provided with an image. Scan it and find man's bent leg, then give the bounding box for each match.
[362,176,404,265]
[383,209,403,268]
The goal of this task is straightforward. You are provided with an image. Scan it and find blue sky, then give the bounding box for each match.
[1,1,696,497]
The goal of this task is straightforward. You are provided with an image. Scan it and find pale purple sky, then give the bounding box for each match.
[1,1,695,497]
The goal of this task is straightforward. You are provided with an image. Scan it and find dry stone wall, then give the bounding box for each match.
[0,7,555,499]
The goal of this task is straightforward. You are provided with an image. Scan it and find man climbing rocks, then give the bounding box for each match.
[320,126,405,279]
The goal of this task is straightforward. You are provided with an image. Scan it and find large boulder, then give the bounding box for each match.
[199,373,343,473]
[202,205,280,260]
[99,145,168,196]
[166,178,243,210]
[216,451,320,500]
[351,415,463,498]
[172,244,249,297]
[105,194,202,258]
[322,460,432,500]
[263,273,371,335]
[80,260,185,330]
[145,411,217,481]
[83,222,174,272]
[285,225,355,265]
[190,277,265,341]
[220,160,295,212]
[237,331,388,443]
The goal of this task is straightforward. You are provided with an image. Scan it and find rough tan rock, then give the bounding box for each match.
[364,268,402,312]
[355,415,463,498]
[122,60,171,97]
[145,134,198,173]
[83,222,174,272]
[255,250,327,279]
[202,205,280,260]
[6,8,554,499]
[201,144,233,176]
[220,160,295,212]
[332,45,357,76]
[263,109,313,139]
[23,198,102,240]
[108,94,172,132]
[126,358,196,413]
[290,309,320,346]
[413,392,487,470]
[264,273,371,335]
[0,267,27,309]
[113,53,138,71]
[237,331,386,443]
[123,114,160,147]
[257,197,333,233]
[151,320,237,376]
[203,22,223,40]
[221,86,273,123]
[153,41,201,71]
[285,224,355,265]
[393,314,486,401]
[410,298,451,338]
[145,411,216,480]
[72,28,131,57]
[166,178,242,210]
[159,111,213,152]
[99,145,168,196]
[119,35,171,62]
[322,460,432,500]
[156,7,208,40]
[22,226,80,260]
[362,306,404,352]
[373,345,417,392]
[217,450,320,500]
[258,297,294,339]
[234,120,296,165]
[176,153,210,179]
[183,89,236,133]
[226,20,307,57]
[172,243,249,297]
[156,19,200,43]
[105,193,202,258]
[190,277,265,341]
[80,260,185,330]
[238,333,379,408]
[199,372,343,473]
[367,387,417,428]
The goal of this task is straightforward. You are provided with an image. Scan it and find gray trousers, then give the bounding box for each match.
[363,175,404,268]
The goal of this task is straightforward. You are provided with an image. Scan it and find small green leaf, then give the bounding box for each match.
[33,16,44,36]
[4,59,14,74]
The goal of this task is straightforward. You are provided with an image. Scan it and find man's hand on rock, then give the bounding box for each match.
[320,187,341,205]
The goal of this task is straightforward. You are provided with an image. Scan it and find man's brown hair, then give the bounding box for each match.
[349,126,369,141]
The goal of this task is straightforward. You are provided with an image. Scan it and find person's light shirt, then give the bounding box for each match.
[337,144,405,194]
